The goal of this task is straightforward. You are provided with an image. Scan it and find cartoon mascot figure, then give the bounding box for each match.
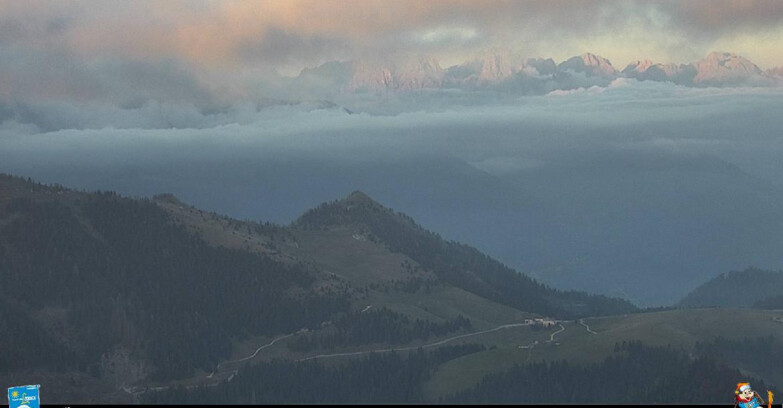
[734,383,770,408]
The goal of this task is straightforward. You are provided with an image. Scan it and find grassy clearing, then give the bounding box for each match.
[422,324,559,399]
[424,308,783,400]
[365,285,536,329]
[291,227,424,285]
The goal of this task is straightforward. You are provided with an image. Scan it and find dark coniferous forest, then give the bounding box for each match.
[0,175,350,381]
[145,344,486,404]
[449,341,778,403]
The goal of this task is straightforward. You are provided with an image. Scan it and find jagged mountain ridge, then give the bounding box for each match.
[296,51,780,95]
[692,51,763,85]
[347,56,446,92]
[622,59,695,83]
[558,53,617,78]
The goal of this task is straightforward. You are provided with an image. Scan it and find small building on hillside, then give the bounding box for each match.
[525,318,557,327]
[534,318,557,327]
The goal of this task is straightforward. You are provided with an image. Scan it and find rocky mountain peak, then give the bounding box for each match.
[693,51,762,84]
[623,59,655,74]
[477,50,523,82]
[558,53,617,77]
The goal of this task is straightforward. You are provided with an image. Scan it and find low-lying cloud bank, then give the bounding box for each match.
[2,79,782,176]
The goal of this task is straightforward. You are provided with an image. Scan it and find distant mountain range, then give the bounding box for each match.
[292,51,783,96]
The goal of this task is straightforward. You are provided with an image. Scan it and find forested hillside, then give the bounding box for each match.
[449,341,778,403]
[144,344,486,404]
[294,191,638,319]
[0,174,349,383]
[9,176,744,402]
[678,268,783,308]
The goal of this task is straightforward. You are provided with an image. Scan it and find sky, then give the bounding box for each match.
[2,0,783,104]
[5,0,783,69]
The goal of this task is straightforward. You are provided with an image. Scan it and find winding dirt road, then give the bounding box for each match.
[129,319,563,397]
[208,333,294,377]
[579,319,597,334]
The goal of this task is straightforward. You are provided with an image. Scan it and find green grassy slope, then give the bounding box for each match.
[425,308,783,399]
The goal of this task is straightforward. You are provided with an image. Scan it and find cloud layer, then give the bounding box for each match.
[2,0,782,108]
[3,80,782,185]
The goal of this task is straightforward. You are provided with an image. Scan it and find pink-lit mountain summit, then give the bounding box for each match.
[296,51,783,95]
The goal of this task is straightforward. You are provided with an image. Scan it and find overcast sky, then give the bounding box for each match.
[6,0,783,68]
[2,0,783,103]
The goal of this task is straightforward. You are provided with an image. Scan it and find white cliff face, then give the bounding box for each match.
[477,51,524,82]
[612,52,764,86]
[693,52,763,85]
[346,59,395,93]
[621,60,694,84]
[558,53,617,77]
[581,53,617,76]
[660,63,689,78]
[344,56,445,93]
[440,50,531,85]
[395,56,445,90]
[623,59,655,74]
